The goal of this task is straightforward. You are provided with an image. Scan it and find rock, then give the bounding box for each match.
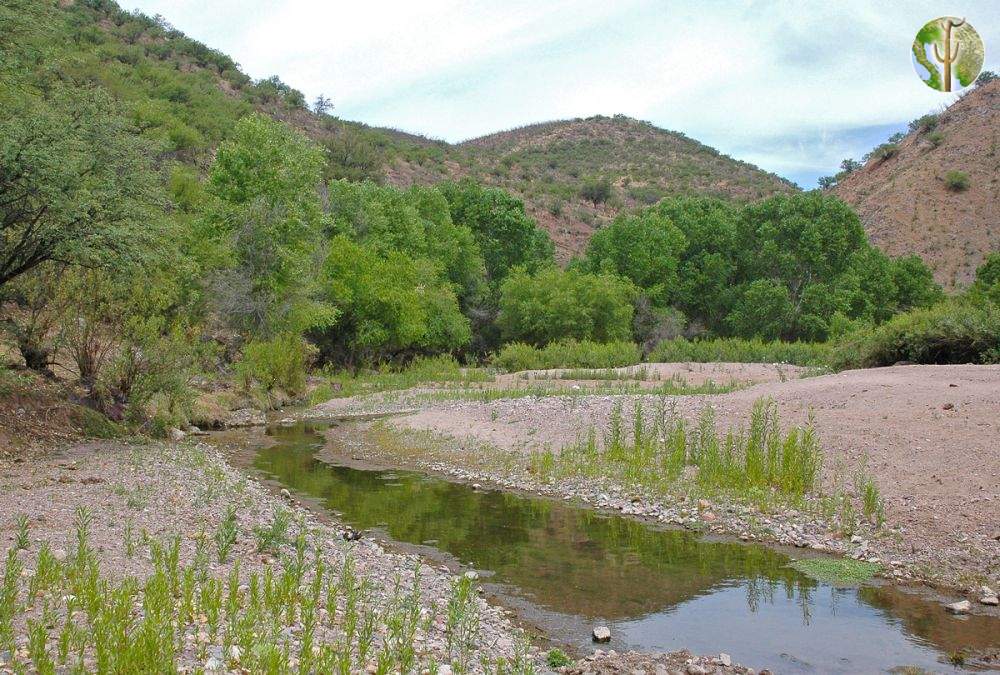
[463,570,479,580]
[981,585,996,597]
[280,488,291,499]
[591,626,611,643]
[168,428,186,442]
[981,595,999,606]
[697,499,711,510]
[205,656,223,671]
[942,402,955,410]
[438,666,453,675]
[228,644,242,661]
[945,600,971,614]
[51,548,67,562]
[719,653,732,667]
[686,665,707,675]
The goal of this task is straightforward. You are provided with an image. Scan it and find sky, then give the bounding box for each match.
[124,1,1000,187]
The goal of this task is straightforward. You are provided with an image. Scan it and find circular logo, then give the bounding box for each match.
[912,17,985,92]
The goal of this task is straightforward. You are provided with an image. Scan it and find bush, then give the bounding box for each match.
[831,299,1000,369]
[944,170,970,192]
[492,340,641,372]
[926,131,944,148]
[908,114,939,133]
[236,333,314,396]
[579,176,612,206]
[648,338,831,366]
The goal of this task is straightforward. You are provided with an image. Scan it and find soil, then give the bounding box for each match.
[316,363,1000,591]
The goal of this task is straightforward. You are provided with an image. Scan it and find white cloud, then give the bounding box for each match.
[124,0,1000,185]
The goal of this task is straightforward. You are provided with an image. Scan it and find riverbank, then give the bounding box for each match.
[0,439,535,672]
[312,363,1000,598]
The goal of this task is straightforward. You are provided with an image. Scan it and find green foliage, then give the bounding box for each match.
[498,267,635,345]
[317,236,471,365]
[440,180,554,285]
[236,333,314,396]
[865,142,898,162]
[547,649,572,668]
[492,340,640,371]
[832,298,1000,369]
[944,170,970,192]
[312,355,489,401]
[0,85,162,288]
[579,176,612,205]
[909,114,939,133]
[648,338,830,366]
[322,126,387,183]
[536,399,821,503]
[926,131,945,147]
[581,210,686,306]
[206,114,335,336]
[726,279,793,340]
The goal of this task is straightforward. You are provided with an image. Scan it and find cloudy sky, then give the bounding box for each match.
[124,1,999,187]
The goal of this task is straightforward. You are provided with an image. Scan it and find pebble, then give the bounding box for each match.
[945,599,971,614]
[592,626,612,643]
[686,665,707,675]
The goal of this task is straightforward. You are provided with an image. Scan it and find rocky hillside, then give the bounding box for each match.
[40,1,796,262]
[833,80,1000,287]
[388,116,797,259]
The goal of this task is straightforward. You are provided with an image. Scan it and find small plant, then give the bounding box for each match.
[908,113,939,133]
[546,648,572,668]
[944,170,970,192]
[926,131,944,148]
[789,558,881,586]
[215,505,238,562]
[855,469,885,528]
[14,513,30,550]
[253,509,291,553]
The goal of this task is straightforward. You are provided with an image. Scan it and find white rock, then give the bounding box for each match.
[686,665,707,675]
[438,666,453,675]
[591,626,611,643]
[719,653,732,667]
[205,656,223,671]
[51,548,67,562]
[945,599,971,614]
[463,570,478,580]
[981,595,999,606]
[168,428,186,442]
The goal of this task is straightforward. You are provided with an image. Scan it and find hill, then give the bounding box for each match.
[833,79,1000,287]
[30,1,796,261]
[390,116,797,259]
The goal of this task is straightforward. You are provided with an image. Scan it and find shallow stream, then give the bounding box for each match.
[231,420,1000,673]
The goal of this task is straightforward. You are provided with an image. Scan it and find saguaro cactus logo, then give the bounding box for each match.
[912,17,984,92]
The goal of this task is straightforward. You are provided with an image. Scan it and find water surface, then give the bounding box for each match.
[243,421,1000,673]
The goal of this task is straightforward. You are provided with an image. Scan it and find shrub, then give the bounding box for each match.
[236,333,314,396]
[579,176,612,206]
[648,338,830,366]
[926,131,944,148]
[976,70,998,86]
[908,114,939,133]
[944,170,970,192]
[492,340,641,372]
[831,299,1000,369]
[867,143,898,162]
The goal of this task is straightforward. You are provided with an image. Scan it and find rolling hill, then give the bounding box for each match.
[31,0,796,261]
[833,79,1000,287]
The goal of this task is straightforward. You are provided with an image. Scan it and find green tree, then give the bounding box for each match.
[726,280,793,340]
[582,211,686,307]
[440,180,554,285]
[0,86,162,288]
[322,126,386,183]
[497,266,634,345]
[317,236,469,365]
[205,114,334,335]
[656,197,740,331]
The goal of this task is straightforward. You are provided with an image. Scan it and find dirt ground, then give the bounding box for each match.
[492,362,808,389]
[360,364,1000,588]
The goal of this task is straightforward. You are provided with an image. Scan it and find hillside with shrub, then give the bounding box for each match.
[830,76,1000,288]
[1,0,996,445]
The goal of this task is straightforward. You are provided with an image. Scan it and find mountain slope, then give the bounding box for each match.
[833,80,1000,287]
[386,115,797,259]
[36,1,796,261]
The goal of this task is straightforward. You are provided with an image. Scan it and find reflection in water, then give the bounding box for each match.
[248,422,1000,673]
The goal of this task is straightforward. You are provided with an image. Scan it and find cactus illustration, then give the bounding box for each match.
[933,17,965,92]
